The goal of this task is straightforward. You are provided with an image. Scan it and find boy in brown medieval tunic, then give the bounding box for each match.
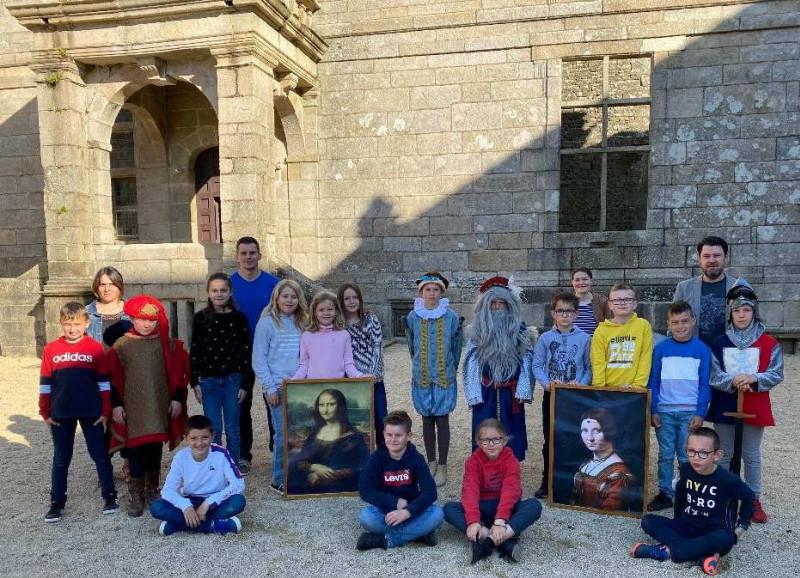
[108,295,189,517]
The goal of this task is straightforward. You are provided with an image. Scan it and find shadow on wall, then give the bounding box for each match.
[311,2,795,336]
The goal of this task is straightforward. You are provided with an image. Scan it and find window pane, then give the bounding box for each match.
[562,59,603,102]
[115,109,133,123]
[606,152,648,231]
[559,153,602,232]
[608,56,651,99]
[110,130,135,169]
[114,209,139,239]
[112,178,137,207]
[607,104,650,147]
[561,107,603,149]
[112,177,138,239]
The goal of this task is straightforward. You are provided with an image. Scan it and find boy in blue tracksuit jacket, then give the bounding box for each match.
[357,411,444,550]
[646,301,712,512]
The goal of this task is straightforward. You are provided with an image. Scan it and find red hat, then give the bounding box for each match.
[479,276,510,293]
[124,294,171,355]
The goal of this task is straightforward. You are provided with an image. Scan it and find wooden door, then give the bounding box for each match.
[195,147,221,242]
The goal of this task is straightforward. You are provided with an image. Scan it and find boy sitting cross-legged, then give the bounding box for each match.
[149,414,245,535]
[630,427,754,576]
[357,410,444,550]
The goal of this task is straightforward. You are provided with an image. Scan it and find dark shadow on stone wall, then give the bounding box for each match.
[313,2,797,337]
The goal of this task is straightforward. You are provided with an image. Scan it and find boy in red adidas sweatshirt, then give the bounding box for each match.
[444,418,542,564]
[39,302,118,523]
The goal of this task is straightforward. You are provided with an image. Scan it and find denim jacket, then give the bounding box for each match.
[86,300,130,346]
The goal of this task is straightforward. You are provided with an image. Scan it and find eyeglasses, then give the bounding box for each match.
[686,449,714,459]
[478,437,504,446]
[554,309,576,316]
[610,298,635,305]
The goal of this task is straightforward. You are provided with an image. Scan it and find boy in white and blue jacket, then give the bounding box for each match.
[646,301,712,512]
[150,415,245,535]
[532,292,591,498]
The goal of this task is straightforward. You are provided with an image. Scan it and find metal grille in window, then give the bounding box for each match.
[112,178,138,239]
[559,56,651,232]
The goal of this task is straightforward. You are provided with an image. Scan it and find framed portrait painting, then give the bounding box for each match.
[283,378,375,499]
[548,384,650,517]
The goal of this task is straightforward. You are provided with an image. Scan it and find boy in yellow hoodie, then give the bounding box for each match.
[591,283,653,388]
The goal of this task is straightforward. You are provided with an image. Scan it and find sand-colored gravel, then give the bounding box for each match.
[1,346,797,577]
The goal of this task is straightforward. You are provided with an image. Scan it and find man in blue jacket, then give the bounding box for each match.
[357,411,444,550]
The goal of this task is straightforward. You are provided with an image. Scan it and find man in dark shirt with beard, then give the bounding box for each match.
[674,236,749,346]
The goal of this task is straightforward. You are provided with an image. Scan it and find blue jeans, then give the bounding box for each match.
[642,514,737,563]
[150,494,246,533]
[268,400,284,487]
[50,417,116,504]
[200,373,242,465]
[358,504,444,547]
[655,411,693,496]
[443,498,542,538]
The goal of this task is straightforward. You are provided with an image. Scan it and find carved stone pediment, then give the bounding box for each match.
[6,0,327,64]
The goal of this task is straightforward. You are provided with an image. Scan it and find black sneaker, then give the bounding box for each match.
[470,538,493,564]
[44,502,63,523]
[497,539,518,563]
[414,531,438,547]
[647,492,674,512]
[356,531,387,551]
[534,484,548,499]
[103,495,120,515]
[270,483,284,495]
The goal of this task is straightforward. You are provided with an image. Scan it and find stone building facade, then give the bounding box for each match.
[0,0,799,355]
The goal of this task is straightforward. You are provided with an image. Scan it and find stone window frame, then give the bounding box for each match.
[559,54,652,232]
[110,107,139,240]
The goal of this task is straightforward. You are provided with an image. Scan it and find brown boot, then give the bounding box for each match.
[127,478,145,517]
[144,471,160,505]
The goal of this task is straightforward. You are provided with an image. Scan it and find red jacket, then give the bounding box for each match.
[461,446,521,525]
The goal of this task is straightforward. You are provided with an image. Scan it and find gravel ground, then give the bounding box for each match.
[0,345,798,577]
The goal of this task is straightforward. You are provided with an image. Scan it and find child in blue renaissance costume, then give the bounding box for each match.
[405,272,464,487]
[463,276,535,463]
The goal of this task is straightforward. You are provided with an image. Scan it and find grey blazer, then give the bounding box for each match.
[673,273,750,337]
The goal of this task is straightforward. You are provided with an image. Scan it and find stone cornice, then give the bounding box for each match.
[6,0,327,64]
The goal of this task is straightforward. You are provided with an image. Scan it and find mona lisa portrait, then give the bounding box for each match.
[283,378,374,498]
[549,385,649,517]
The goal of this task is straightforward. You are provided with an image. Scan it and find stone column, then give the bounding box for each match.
[212,47,277,262]
[33,58,95,340]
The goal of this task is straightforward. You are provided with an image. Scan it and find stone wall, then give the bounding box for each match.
[0,2,43,354]
[311,0,800,334]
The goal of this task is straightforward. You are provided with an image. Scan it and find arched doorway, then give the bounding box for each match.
[195,147,221,243]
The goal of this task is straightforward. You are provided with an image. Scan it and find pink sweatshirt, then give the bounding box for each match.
[292,327,365,379]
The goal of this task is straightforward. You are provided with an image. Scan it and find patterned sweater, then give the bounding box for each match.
[346,312,384,379]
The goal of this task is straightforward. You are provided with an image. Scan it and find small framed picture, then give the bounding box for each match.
[548,384,650,517]
[283,378,375,499]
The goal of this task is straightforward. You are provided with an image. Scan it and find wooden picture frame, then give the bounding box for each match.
[548,384,650,518]
[282,377,375,499]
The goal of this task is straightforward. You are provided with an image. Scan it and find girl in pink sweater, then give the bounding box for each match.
[292,291,366,380]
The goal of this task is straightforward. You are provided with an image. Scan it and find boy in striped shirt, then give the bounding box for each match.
[39,302,118,522]
[646,301,712,512]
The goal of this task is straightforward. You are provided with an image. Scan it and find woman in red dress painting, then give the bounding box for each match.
[570,408,635,511]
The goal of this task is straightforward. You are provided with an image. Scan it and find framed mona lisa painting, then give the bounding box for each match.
[548,384,650,517]
[283,378,375,499]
